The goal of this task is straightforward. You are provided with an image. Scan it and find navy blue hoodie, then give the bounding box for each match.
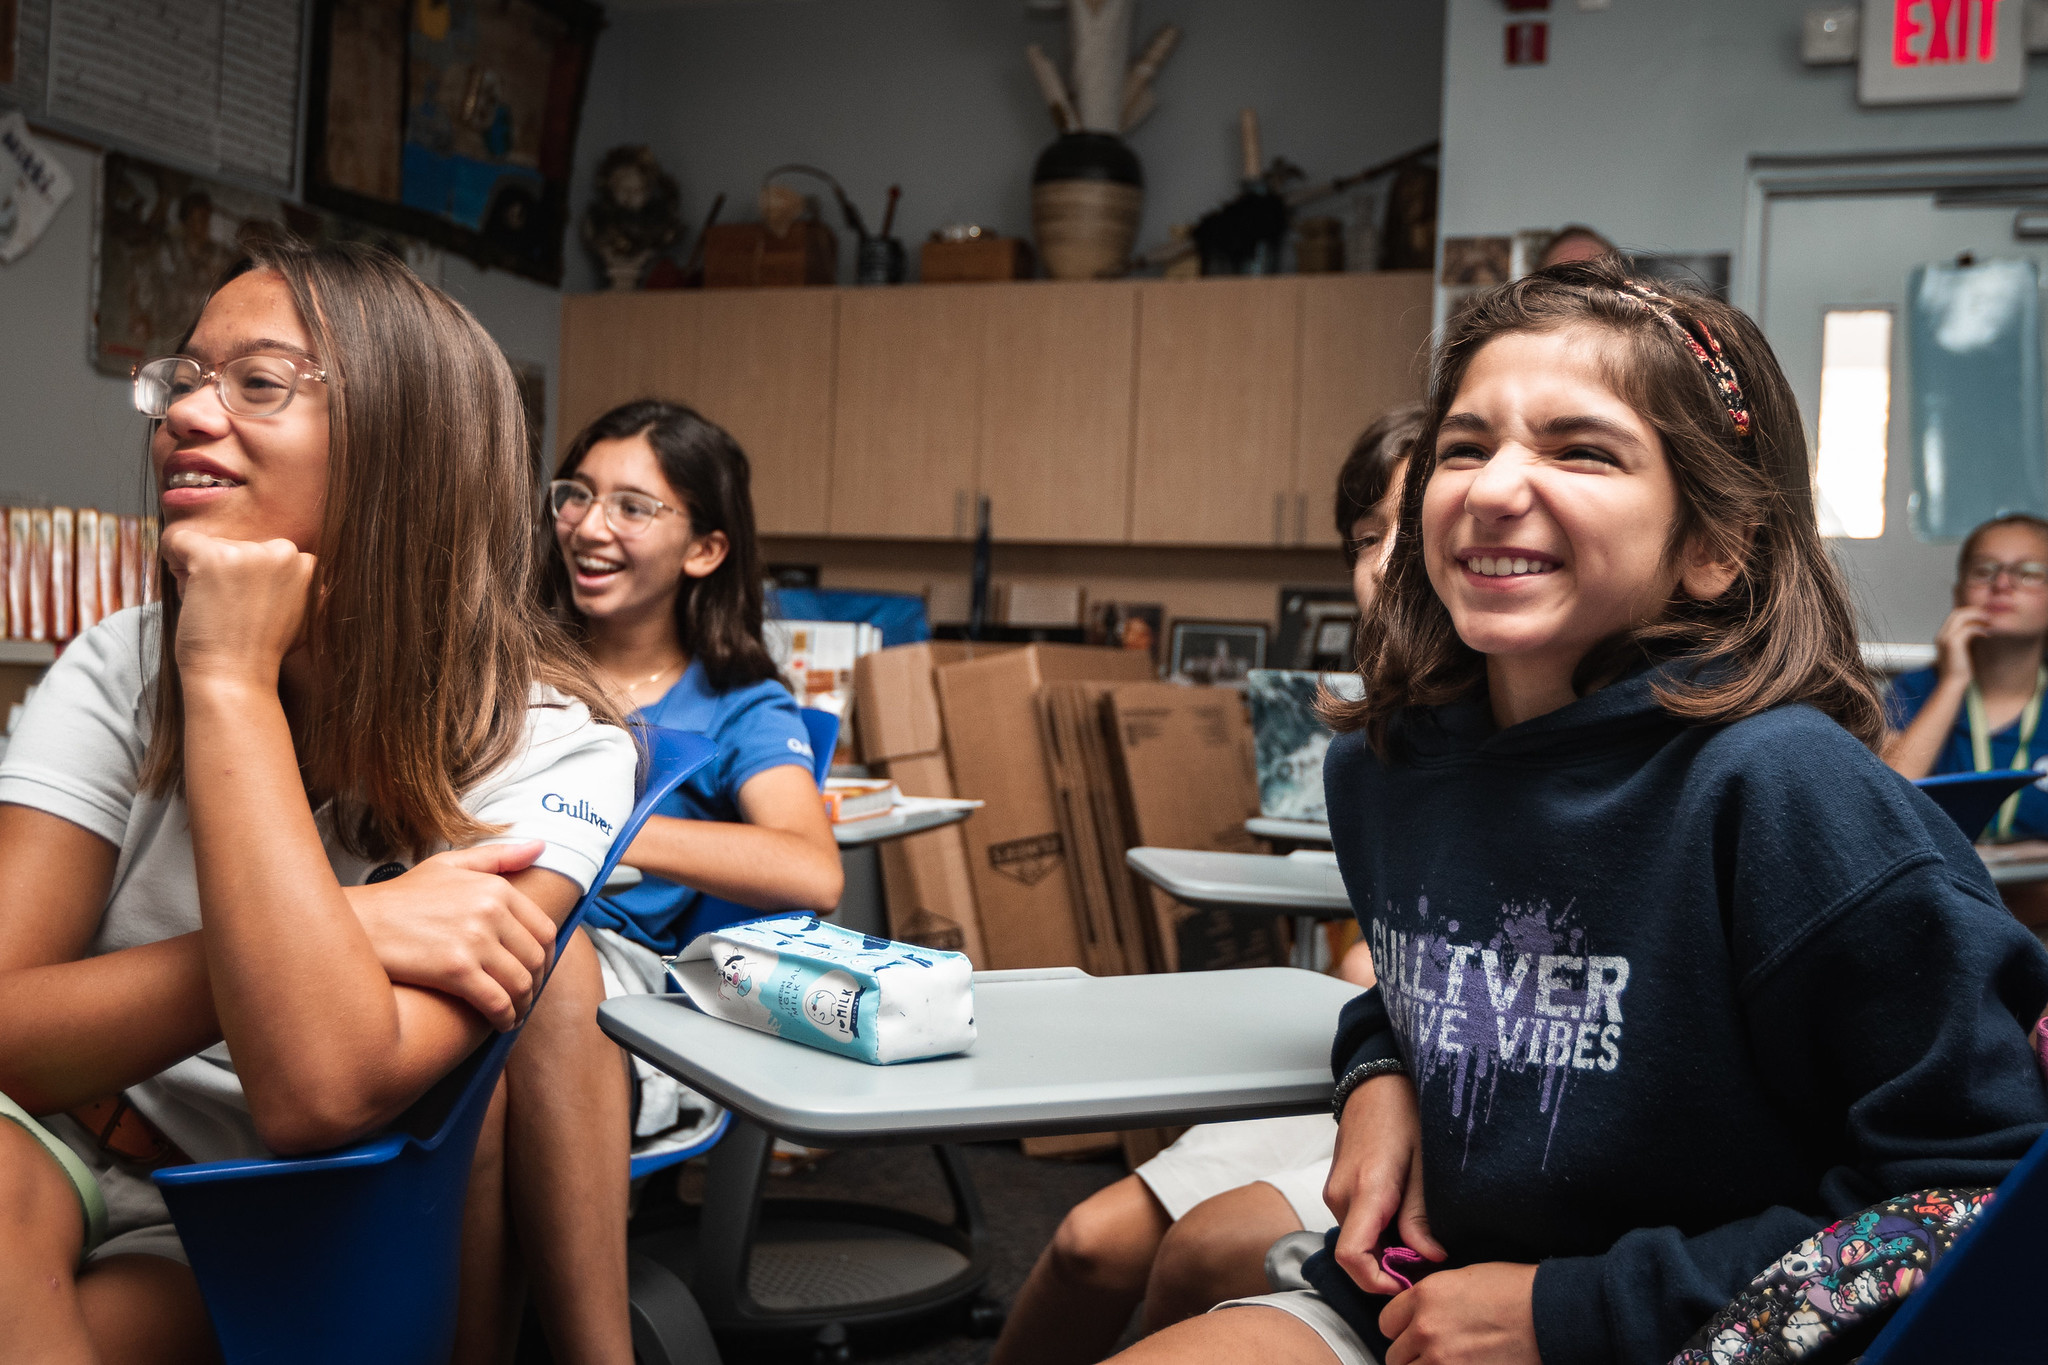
[1301,664,2048,1365]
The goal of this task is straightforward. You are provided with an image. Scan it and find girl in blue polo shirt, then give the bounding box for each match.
[542,399,843,1154]
[1885,513,2048,842]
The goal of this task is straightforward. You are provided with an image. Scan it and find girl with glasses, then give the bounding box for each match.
[1884,514,2048,847]
[541,400,842,1164]
[0,239,642,1364]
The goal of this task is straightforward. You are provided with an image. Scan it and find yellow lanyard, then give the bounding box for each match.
[1965,665,2046,841]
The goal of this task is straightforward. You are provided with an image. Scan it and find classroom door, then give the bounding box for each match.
[1757,190,2048,646]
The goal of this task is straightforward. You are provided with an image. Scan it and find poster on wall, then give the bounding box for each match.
[0,111,72,263]
[92,152,441,378]
[304,0,603,285]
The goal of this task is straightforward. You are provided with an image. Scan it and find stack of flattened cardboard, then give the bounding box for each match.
[933,645,1156,971]
[852,642,1009,965]
[1040,682,1156,977]
[1105,683,1282,973]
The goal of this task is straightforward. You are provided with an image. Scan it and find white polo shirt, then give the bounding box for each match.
[0,606,637,1161]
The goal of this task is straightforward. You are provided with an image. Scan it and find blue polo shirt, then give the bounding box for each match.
[580,661,817,953]
[1886,665,2048,839]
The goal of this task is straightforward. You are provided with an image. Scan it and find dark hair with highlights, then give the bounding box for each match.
[544,400,779,694]
[1335,402,1428,566]
[143,237,624,860]
[1332,256,1883,752]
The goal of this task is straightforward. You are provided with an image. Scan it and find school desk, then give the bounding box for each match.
[598,965,1357,1348]
[1127,846,1352,970]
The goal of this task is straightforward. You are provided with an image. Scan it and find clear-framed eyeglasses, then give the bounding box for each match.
[1965,558,2048,590]
[546,480,678,538]
[132,354,328,419]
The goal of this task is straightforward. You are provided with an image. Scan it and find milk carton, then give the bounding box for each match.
[667,914,976,1064]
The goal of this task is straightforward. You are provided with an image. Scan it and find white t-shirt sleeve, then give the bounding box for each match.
[464,694,638,894]
[0,609,152,844]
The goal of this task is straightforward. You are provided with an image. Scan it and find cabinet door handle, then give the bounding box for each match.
[1295,492,1308,545]
[955,489,969,538]
[1273,493,1286,546]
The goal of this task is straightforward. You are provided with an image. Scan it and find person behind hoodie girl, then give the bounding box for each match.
[0,239,639,1363]
[988,402,1427,1365]
[540,399,842,1158]
[1109,256,2048,1365]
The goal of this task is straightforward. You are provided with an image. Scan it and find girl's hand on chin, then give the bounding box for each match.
[159,523,317,687]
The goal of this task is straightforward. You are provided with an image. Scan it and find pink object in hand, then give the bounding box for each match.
[1378,1245,1428,1291]
[2034,1016,2048,1087]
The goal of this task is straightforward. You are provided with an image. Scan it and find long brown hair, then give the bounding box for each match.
[1335,256,1883,752]
[543,400,779,693]
[142,238,624,859]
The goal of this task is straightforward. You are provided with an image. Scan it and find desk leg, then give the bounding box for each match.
[1291,915,1320,971]
[697,1116,774,1316]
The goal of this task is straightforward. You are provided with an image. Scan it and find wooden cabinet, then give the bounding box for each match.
[1130,278,1303,547]
[557,293,701,451]
[688,291,837,537]
[557,291,837,536]
[828,288,986,539]
[1293,271,1434,547]
[977,282,1137,543]
[557,274,1434,547]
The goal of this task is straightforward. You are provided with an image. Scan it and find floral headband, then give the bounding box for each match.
[1613,281,1752,441]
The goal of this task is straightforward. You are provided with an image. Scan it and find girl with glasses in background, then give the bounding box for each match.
[541,400,842,1166]
[1884,514,2048,933]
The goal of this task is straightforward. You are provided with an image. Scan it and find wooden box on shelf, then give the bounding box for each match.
[702,222,838,288]
[920,236,1034,284]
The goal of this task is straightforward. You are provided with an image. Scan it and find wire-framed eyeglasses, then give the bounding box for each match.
[1965,559,2048,590]
[546,480,678,538]
[132,354,328,419]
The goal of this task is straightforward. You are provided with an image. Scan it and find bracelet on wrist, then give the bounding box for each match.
[1332,1057,1406,1118]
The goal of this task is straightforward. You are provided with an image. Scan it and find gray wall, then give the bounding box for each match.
[1438,0,2048,255]
[569,0,1446,290]
[0,139,563,513]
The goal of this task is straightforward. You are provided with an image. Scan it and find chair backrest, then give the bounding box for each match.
[153,726,716,1365]
[800,707,838,786]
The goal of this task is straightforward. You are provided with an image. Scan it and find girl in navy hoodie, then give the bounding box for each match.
[1111,257,2048,1365]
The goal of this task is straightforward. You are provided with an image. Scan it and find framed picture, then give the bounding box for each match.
[1087,600,1165,671]
[1169,620,1268,686]
[1275,586,1357,672]
[303,0,603,284]
[92,152,438,377]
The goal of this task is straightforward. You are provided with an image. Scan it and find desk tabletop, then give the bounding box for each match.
[597,966,1359,1147]
[1126,847,1353,918]
[1976,840,2048,887]
[831,802,976,847]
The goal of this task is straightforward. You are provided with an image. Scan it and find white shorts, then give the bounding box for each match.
[1216,1290,1381,1365]
[588,926,726,1166]
[1134,1113,1338,1230]
[42,1115,189,1266]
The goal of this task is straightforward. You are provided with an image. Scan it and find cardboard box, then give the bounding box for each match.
[853,641,1017,968]
[935,645,1155,970]
[1106,683,1281,972]
[874,750,988,965]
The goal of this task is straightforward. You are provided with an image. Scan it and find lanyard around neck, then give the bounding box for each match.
[1965,664,2047,841]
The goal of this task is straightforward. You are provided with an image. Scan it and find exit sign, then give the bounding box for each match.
[1860,0,2025,102]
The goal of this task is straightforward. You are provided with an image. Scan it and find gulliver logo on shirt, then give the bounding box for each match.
[1372,899,1633,1167]
[541,793,612,835]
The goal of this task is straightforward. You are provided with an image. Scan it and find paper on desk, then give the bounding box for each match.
[666,914,976,1064]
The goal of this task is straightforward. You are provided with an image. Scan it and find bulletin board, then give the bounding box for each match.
[303,0,603,285]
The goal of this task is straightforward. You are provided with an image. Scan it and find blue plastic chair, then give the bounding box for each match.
[625,708,838,1184]
[154,725,718,1365]
[1913,769,2038,841]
